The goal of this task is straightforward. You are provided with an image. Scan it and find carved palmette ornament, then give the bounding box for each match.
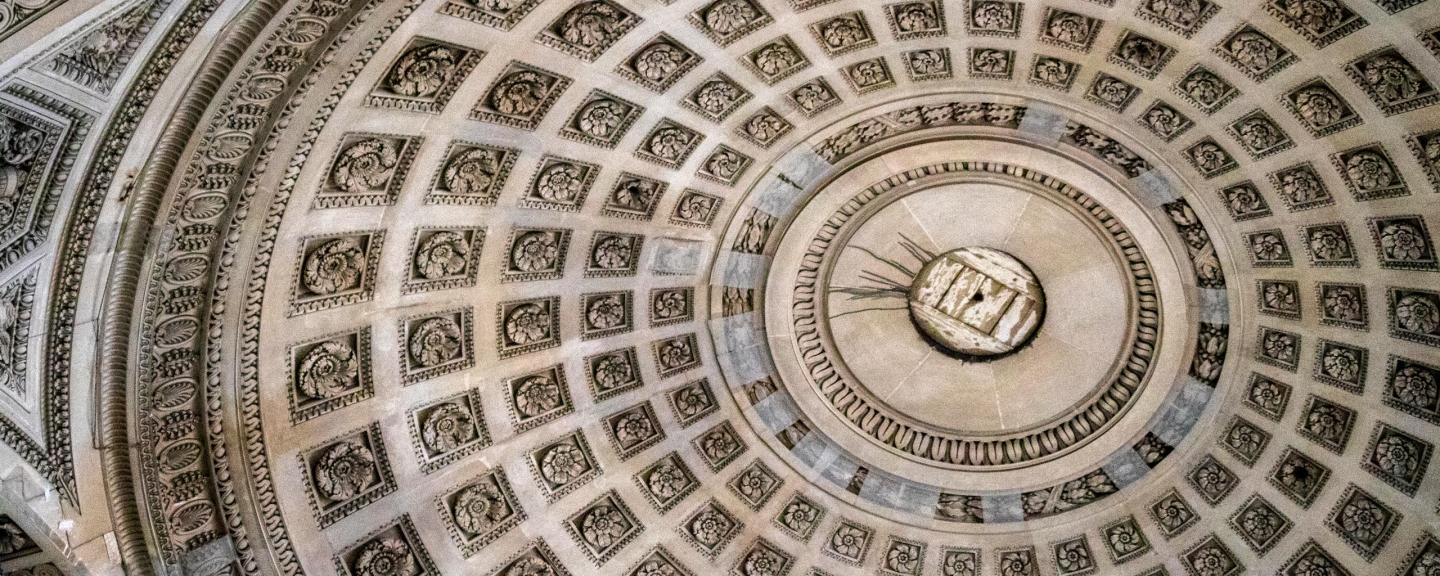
[907,247,1044,356]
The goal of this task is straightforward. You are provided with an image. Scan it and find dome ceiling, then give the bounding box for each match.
[0,0,1438,576]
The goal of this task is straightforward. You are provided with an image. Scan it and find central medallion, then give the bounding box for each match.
[908,247,1045,357]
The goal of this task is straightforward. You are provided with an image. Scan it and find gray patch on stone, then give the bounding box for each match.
[1198,288,1229,325]
[774,146,833,190]
[713,312,763,354]
[1153,377,1215,445]
[792,431,835,468]
[1102,449,1150,488]
[983,493,1024,524]
[718,252,768,288]
[717,344,774,385]
[1133,169,1179,206]
[649,237,705,275]
[1018,104,1068,143]
[858,468,903,506]
[752,391,800,433]
[858,469,941,515]
[183,536,238,576]
[823,455,864,489]
[752,178,805,220]
[894,481,942,516]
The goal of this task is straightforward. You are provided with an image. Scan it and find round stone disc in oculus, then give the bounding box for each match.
[908,247,1045,356]
[825,181,1132,436]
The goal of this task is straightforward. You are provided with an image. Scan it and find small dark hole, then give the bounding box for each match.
[972,293,984,302]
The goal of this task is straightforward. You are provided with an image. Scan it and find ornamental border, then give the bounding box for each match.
[789,161,1159,468]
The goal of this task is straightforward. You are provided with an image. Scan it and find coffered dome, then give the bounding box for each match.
[0,0,1437,576]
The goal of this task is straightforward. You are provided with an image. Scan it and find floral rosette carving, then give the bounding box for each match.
[1183,70,1227,105]
[694,81,741,115]
[1359,55,1425,103]
[1148,0,1203,25]
[657,339,694,371]
[298,341,359,399]
[1321,346,1361,381]
[734,468,771,501]
[511,232,558,272]
[443,148,502,196]
[704,149,744,180]
[703,0,759,37]
[491,71,549,116]
[422,402,476,453]
[1046,12,1090,44]
[1395,294,1440,334]
[502,557,553,576]
[415,232,470,279]
[1323,287,1362,321]
[586,295,625,329]
[741,548,784,576]
[942,551,977,576]
[303,238,365,296]
[1337,496,1386,544]
[452,479,510,535]
[1054,540,1091,574]
[829,525,867,559]
[1308,228,1350,260]
[580,503,630,549]
[908,50,946,75]
[1229,32,1281,70]
[0,520,31,555]
[612,412,654,446]
[1187,546,1232,576]
[505,303,552,345]
[1224,185,1264,215]
[1372,433,1421,478]
[634,43,687,82]
[894,3,936,32]
[699,428,737,460]
[1278,169,1324,203]
[653,290,687,319]
[535,163,584,202]
[1379,223,1428,262]
[1345,151,1395,190]
[313,440,377,501]
[557,1,629,52]
[577,100,626,138]
[540,443,588,484]
[1294,86,1346,127]
[752,44,798,76]
[646,128,691,161]
[352,538,417,576]
[689,508,732,548]
[1263,282,1296,311]
[744,113,787,143]
[778,498,818,532]
[332,139,398,194]
[386,44,459,98]
[591,355,633,390]
[514,374,561,417]
[1392,365,1438,408]
[819,16,866,49]
[592,236,633,269]
[645,460,687,499]
[409,317,463,367]
[971,49,1010,74]
[972,1,1014,30]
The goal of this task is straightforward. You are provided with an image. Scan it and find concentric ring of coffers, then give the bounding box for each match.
[707,96,1237,528]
